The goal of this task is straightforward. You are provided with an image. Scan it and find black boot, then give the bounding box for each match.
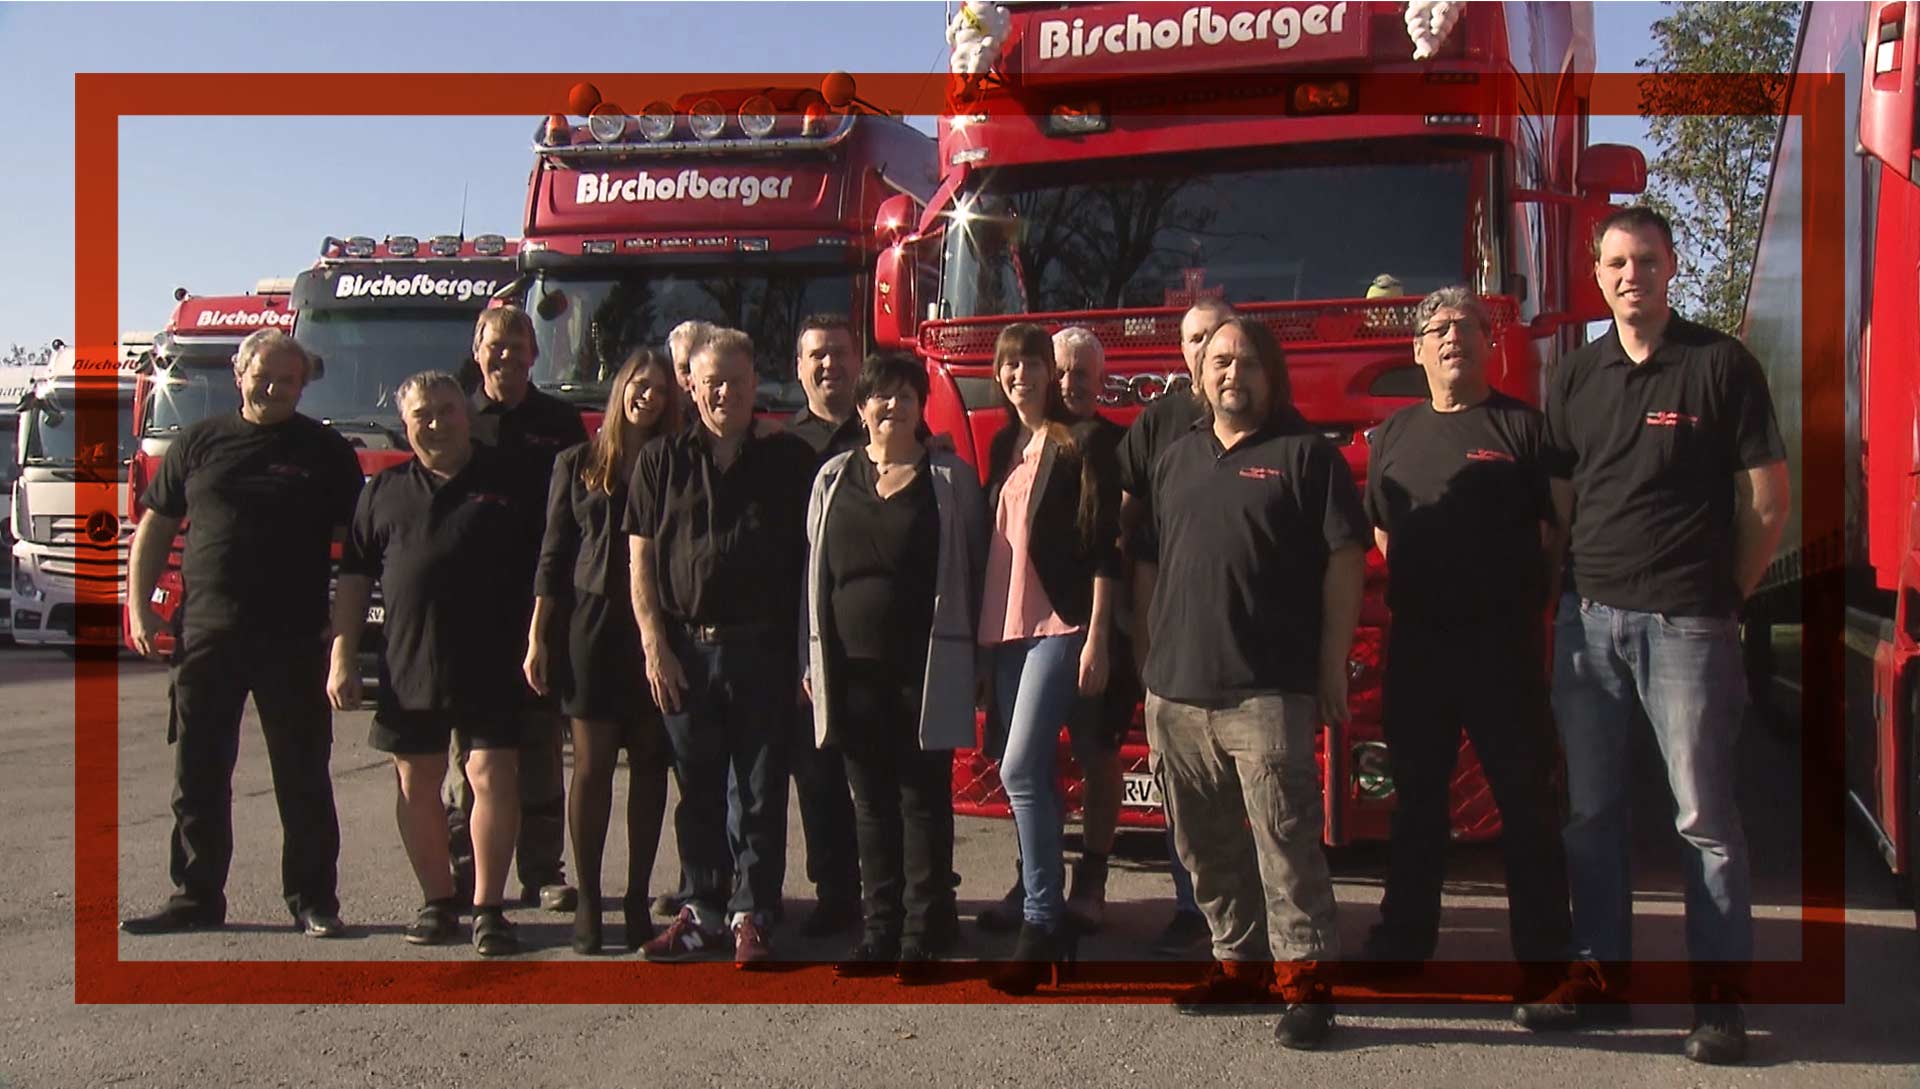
[572,891,603,955]
[1065,853,1109,934]
[988,921,1078,996]
[976,861,1026,934]
[622,893,654,952]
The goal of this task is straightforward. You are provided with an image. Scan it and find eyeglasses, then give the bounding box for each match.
[1418,318,1482,339]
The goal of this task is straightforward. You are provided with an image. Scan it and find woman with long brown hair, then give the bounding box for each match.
[524,347,681,954]
[976,322,1122,993]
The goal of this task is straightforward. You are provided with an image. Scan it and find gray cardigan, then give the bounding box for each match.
[804,447,988,751]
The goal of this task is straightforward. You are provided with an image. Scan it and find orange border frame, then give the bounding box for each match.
[73,70,1846,1004]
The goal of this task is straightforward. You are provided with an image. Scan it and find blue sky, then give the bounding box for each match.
[0,0,1664,349]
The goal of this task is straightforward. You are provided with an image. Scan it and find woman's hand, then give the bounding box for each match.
[523,639,549,697]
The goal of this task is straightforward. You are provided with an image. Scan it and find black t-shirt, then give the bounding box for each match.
[823,449,940,673]
[788,407,865,461]
[1544,315,1786,615]
[623,425,816,627]
[473,386,588,483]
[141,412,362,637]
[1146,417,1370,701]
[1365,392,1555,624]
[341,445,546,711]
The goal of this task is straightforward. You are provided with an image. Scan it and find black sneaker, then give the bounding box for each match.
[801,896,863,939]
[296,909,349,940]
[1684,1003,1747,1065]
[1151,911,1212,958]
[120,904,225,935]
[403,900,460,946]
[1274,1002,1336,1050]
[472,908,523,957]
[834,936,901,979]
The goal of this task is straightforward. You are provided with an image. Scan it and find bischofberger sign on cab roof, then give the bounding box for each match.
[573,169,799,208]
[1022,1,1363,77]
[191,308,294,330]
[295,261,510,310]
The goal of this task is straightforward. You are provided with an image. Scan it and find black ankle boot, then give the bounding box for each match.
[976,861,1026,934]
[988,921,1078,996]
[572,892,603,955]
[1065,853,1109,934]
[622,893,654,952]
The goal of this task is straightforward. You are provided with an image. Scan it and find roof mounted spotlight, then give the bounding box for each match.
[638,100,675,142]
[386,235,419,257]
[738,94,777,138]
[539,113,572,147]
[428,235,462,257]
[688,97,726,140]
[473,234,507,257]
[344,236,377,258]
[587,102,631,144]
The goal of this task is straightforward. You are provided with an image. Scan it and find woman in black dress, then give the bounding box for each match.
[524,347,680,954]
[803,352,988,978]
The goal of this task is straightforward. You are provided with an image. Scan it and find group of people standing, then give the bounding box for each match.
[119,205,1786,1066]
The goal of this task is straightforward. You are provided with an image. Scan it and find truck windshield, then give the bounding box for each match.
[526,267,856,413]
[23,386,134,468]
[0,418,18,489]
[145,341,243,436]
[941,149,1494,317]
[293,308,482,423]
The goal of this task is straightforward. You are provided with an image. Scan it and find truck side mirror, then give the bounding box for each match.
[873,239,917,351]
[1576,143,1648,196]
[874,193,915,249]
[1861,0,1918,180]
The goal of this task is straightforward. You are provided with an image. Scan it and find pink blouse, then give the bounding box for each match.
[977,433,1083,645]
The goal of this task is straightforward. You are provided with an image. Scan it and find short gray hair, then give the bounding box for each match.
[1051,326,1105,368]
[233,328,317,381]
[667,320,718,367]
[1413,286,1492,338]
[395,369,465,411]
[687,326,755,373]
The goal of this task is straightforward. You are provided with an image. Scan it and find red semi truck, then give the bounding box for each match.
[874,0,1646,844]
[126,284,296,654]
[1742,0,1920,924]
[514,78,937,419]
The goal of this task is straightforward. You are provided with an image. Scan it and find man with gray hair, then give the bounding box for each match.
[667,319,717,398]
[1361,286,1575,1021]
[122,328,363,939]
[329,370,549,956]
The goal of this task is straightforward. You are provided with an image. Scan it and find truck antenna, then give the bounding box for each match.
[459,182,470,239]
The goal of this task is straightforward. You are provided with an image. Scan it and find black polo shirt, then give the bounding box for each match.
[623,424,816,627]
[1366,392,1555,625]
[788,407,864,460]
[1116,391,1205,498]
[341,445,546,711]
[1544,315,1785,615]
[1145,416,1370,701]
[473,385,588,481]
[142,412,362,638]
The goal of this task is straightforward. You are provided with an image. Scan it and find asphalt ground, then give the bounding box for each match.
[0,640,1914,1089]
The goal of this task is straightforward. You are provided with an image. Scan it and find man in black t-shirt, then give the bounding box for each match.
[1141,317,1367,1049]
[444,305,587,915]
[1360,287,1575,1016]
[330,370,547,957]
[1544,208,1789,1065]
[122,329,362,939]
[1106,297,1232,957]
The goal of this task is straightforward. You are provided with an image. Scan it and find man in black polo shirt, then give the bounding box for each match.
[1360,287,1576,1019]
[445,305,586,915]
[1141,316,1367,1049]
[781,313,864,937]
[122,329,362,939]
[628,326,818,967]
[1544,207,1790,1065]
[330,370,547,957]
[1102,297,1233,956]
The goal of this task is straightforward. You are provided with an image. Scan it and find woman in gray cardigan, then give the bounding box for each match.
[804,352,987,978]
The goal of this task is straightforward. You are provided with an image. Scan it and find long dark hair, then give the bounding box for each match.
[992,322,1099,545]
[581,346,681,495]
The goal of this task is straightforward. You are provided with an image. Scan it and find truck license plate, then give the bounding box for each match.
[1122,773,1162,808]
[365,605,385,625]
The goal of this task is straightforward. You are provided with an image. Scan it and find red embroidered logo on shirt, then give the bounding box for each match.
[1644,410,1699,428]
[1464,449,1515,463]
[1238,466,1286,481]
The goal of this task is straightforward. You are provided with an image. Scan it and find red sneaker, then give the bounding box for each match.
[733,915,773,970]
[641,907,724,962]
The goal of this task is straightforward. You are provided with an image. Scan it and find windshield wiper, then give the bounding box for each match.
[325,418,409,448]
[26,458,114,484]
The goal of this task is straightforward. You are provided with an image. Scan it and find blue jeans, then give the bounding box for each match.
[1552,594,1753,970]
[659,627,793,929]
[990,632,1087,929]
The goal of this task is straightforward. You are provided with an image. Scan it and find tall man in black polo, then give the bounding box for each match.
[122,328,362,938]
[446,305,587,914]
[1140,316,1366,1049]
[1360,287,1576,1019]
[329,371,547,956]
[1544,207,1790,1065]
[1107,296,1234,956]
[782,313,865,936]
[628,327,818,967]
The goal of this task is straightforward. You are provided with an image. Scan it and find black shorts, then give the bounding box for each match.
[369,707,525,756]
